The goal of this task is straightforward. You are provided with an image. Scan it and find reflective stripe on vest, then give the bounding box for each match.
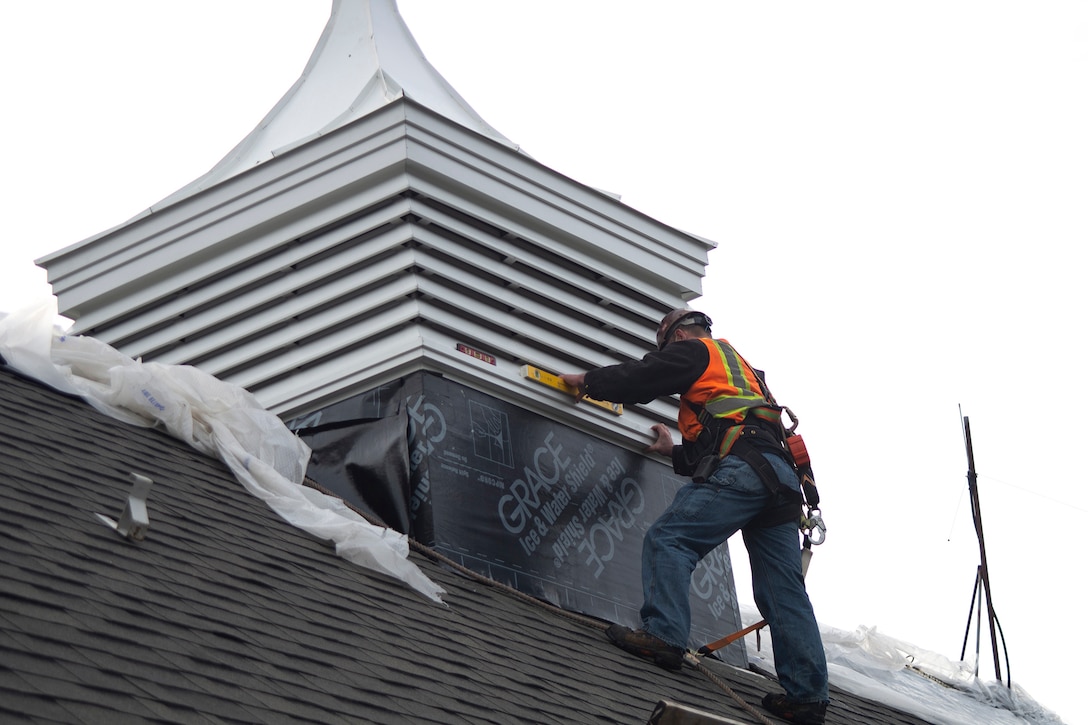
[678,338,770,442]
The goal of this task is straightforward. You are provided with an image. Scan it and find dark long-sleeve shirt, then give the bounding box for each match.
[583,340,713,473]
[583,338,773,475]
[582,338,710,406]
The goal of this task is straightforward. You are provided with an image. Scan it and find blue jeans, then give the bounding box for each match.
[640,452,829,703]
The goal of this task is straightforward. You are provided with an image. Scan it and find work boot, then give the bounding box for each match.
[605,624,684,671]
[760,693,828,724]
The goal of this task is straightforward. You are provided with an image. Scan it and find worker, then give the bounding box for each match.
[560,309,829,725]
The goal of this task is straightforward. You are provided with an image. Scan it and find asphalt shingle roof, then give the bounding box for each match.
[0,363,934,724]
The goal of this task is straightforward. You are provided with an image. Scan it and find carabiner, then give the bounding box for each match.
[781,406,800,433]
[802,509,826,545]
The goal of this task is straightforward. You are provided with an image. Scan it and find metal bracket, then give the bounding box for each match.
[95,473,153,541]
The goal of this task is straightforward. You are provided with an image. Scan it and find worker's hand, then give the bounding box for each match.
[559,373,586,401]
[646,423,675,456]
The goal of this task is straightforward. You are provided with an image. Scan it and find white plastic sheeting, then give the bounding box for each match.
[738,603,1063,725]
[0,298,445,603]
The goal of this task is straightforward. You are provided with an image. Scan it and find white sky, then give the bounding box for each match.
[2,1,1084,721]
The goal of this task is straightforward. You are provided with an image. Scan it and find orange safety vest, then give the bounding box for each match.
[678,337,772,444]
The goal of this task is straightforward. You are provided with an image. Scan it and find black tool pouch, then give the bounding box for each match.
[682,413,730,481]
[691,455,719,483]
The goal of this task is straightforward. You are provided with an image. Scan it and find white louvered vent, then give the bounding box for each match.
[39,0,718,448]
[43,97,713,451]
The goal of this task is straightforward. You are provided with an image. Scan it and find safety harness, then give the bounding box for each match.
[684,342,824,545]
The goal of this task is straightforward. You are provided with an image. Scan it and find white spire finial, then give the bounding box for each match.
[155,0,515,210]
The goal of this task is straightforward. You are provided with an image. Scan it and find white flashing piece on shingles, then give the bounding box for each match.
[0,298,446,603]
[94,473,153,541]
[152,0,516,212]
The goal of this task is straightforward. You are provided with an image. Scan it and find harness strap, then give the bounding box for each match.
[731,434,803,528]
[690,404,802,528]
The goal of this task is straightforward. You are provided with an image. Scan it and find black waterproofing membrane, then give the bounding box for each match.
[290,372,746,665]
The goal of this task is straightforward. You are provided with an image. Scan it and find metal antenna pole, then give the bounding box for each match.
[958,566,980,665]
[962,414,1003,683]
